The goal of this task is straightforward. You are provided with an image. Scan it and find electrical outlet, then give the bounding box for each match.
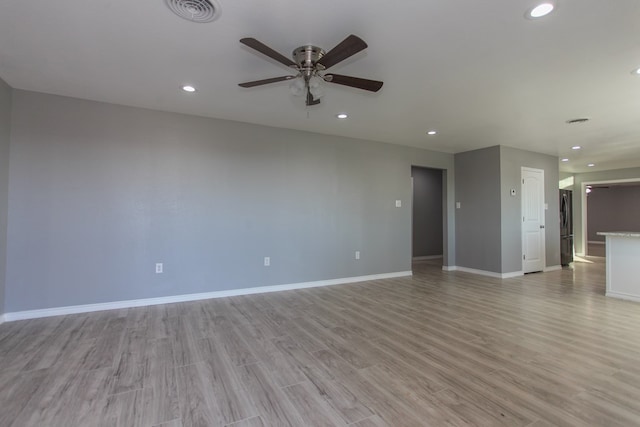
[155,263,163,274]
[264,257,270,267]
[355,251,360,260]
[395,200,402,208]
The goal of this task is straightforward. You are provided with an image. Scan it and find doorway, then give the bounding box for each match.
[582,179,640,256]
[411,166,444,265]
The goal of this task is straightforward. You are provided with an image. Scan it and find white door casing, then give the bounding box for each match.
[522,167,545,273]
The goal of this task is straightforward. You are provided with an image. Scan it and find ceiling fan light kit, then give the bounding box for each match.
[238,35,384,106]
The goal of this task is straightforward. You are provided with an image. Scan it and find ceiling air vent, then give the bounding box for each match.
[165,0,221,23]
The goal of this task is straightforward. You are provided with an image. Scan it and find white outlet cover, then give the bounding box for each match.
[395,200,402,207]
[456,202,461,209]
[155,263,163,274]
[264,257,270,266]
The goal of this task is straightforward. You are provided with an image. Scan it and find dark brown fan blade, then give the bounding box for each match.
[324,74,383,92]
[240,38,297,68]
[238,75,296,88]
[317,35,368,69]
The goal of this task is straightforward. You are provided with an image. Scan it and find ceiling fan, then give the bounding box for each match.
[238,35,384,106]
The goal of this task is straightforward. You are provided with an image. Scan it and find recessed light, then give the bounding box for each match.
[182,85,196,92]
[587,163,595,167]
[561,158,569,162]
[572,146,581,150]
[632,68,640,75]
[336,113,348,119]
[427,130,437,135]
[527,3,555,18]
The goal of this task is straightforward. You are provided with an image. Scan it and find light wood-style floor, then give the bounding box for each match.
[2,257,640,426]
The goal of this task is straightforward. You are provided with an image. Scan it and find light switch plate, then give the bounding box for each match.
[395,200,402,207]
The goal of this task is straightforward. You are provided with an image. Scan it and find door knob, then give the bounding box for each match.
[540,225,545,229]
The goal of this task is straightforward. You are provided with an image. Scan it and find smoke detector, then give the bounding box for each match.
[165,0,221,23]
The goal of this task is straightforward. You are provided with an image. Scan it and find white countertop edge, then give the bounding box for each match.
[597,231,640,238]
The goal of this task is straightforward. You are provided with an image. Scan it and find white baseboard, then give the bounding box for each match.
[442,266,523,279]
[0,314,5,325]
[588,240,605,245]
[2,271,413,322]
[412,255,443,261]
[501,270,525,278]
[544,265,562,272]
[606,291,640,303]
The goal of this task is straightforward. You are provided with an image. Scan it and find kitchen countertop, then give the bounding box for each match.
[597,232,640,238]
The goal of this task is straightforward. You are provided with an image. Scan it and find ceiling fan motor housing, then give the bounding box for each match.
[292,46,326,78]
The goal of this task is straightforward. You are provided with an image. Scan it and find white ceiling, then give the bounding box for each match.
[1,0,640,173]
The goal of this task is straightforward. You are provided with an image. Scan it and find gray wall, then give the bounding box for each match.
[455,145,560,274]
[0,78,11,317]
[587,186,640,242]
[572,167,640,254]
[6,90,455,312]
[411,167,443,257]
[499,146,560,271]
[455,146,502,272]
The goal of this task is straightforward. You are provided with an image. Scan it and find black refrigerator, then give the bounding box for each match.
[560,189,573,265]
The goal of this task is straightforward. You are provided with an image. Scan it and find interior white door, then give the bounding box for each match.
[522,167,545,273]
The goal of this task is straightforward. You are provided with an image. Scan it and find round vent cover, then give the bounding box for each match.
[165,0,221,23]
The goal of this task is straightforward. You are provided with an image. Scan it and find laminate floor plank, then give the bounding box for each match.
[210,322,259,367]
[153,419,183,427]
[62,367,113,427]
[282,381,346,426]
[224,416,265,427]
[80,330,125,371]
[270,334,336,383]
[235,362,305,427]
[0,368,50,426]
[109,327,149,395]
[358,365,472,426]
[2,257,640,426]
[311,348,426,426]
[142,338,180,426]
[300,371,374,423]
[349,415,388,427]
[176,363,223,427]
[196,338,257,424]
[12,356,111,427]
[169,316,204,367]
[98,389,145,427]
[293,316,375,370]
